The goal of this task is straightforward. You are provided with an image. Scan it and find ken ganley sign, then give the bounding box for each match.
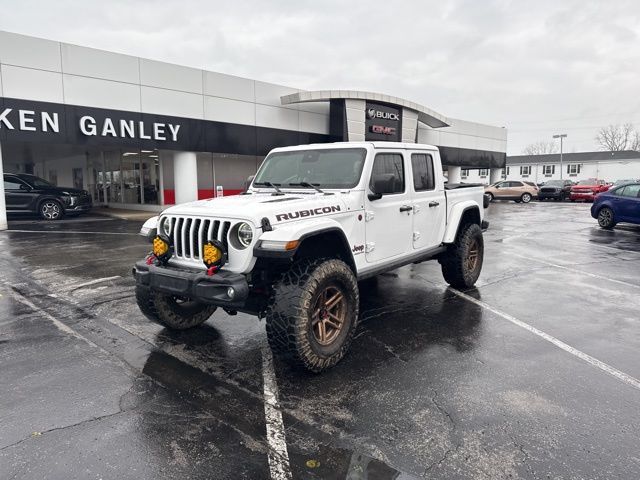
[0,106,181,142]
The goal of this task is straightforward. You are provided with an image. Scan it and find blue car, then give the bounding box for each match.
[591,182,640,229]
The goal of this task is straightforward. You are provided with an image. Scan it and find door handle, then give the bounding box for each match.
[399,205,413,212]
[429,201,440,207]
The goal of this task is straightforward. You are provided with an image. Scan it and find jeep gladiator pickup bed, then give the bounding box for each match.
[134,142,488,372]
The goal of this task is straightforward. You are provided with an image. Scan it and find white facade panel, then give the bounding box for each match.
[1,65,63,103]
[140,59,203,94]
[255,104,298,130]
[255,81,298,109]
[299,111,329,134]
[61,43,139,84]
[203,71,254,102]
[204,96,255,126]
[0,31,62,72]
[297,102,330,115]
[141,86,203,118]
[505,160,640,184]
[64,74,140,111]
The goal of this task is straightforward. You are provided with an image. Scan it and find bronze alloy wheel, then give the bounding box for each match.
[465,239,480,272]
[311,286,347,346]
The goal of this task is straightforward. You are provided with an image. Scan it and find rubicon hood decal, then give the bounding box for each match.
[275,205,341,222]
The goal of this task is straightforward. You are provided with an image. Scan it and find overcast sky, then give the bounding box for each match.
[2,0,639,154]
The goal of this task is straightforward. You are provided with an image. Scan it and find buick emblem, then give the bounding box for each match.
[367,108,376,119]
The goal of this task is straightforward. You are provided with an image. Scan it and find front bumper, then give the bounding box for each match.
[570,192,596,201]
[133,260,249,309]
[538,191,563,199]
[66,204,92,213]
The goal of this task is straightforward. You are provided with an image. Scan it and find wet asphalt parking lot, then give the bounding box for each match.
[1,202,639,480]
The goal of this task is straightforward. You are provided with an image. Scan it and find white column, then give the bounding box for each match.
[173,151,198,204]
[448,166,461,184]
[344,99,365,142]
[0,143,7,230]
[490,167,502,184]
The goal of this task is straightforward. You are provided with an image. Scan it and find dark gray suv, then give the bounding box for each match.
[3,173,92,220]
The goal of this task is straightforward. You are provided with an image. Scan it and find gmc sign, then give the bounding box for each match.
[364,101,401,142]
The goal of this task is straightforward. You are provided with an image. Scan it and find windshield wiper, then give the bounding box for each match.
[289,182,331,195]
[254,181,284,195]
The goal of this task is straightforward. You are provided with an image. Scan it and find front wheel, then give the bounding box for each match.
[440,223,484,289]
[486,193,494,202]
[40,200,63,220]
[597,207,616,229]
[135,286,217,329]
[521,193,532,203]
[265,258,359,372]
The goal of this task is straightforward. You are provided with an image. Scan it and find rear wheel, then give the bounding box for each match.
[521,192,532,203]
[440,223,484,289]
[597,207,616,229]
[40,200,63,220]
[135,285,217,329]
[265,258,359,372]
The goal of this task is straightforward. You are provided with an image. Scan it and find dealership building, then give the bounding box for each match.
[0,30,507,228]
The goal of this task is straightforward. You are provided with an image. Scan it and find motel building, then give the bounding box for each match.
[0,31,507,229]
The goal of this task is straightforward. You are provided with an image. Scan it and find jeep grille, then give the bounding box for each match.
[162,216,231,262]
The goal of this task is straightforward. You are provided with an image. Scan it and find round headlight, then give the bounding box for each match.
[161,218,171,236]
[237,222,253,248]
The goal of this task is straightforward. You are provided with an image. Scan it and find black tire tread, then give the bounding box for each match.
[135,285,216,330]
[440,223,484,289]
[265,258,359,373]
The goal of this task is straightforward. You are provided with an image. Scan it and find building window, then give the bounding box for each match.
[543,165,555,176]
[461,169,469,179]
[479,168,488,177]
[501,168,506,178]
[520,165,531,177]
[567,164,581,176]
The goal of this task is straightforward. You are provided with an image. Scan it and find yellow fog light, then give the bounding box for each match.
[152,235,172,263]
[203,240,226,268]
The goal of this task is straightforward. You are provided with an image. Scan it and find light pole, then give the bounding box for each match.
[553,134,567,179]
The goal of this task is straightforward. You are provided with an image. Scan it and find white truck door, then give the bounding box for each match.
[365,151,413,263]
[409,151,446,250]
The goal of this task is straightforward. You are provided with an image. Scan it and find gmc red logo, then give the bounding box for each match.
[370,125,396,135]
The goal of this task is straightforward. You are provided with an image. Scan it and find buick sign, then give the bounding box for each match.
[367,108,400,121]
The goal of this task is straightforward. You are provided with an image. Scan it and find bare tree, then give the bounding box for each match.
[595,123,638,151]
[522,140,559,155]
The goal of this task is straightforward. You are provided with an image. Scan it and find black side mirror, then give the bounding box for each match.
[368,173,397,201]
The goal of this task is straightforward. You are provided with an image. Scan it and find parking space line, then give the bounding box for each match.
[449,288,640,392]
[261,341,293,480]
[506,251,640,289]
[5,229,139,236]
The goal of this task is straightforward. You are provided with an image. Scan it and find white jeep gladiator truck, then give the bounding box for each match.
[134,142,488,372]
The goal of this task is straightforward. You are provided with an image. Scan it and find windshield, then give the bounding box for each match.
[614,179,635,185]
[545,180,565,186]
[253,148,367,190]
[22,175,54,188]
[577,179,597,185]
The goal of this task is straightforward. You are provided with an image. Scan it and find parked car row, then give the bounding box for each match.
[485,178,640,204]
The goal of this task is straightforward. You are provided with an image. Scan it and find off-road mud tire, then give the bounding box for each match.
[265,258,359,373]
[135,285,217,330]
[440,223,484,289]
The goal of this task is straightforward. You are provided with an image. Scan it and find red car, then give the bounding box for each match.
[570,179,610,202]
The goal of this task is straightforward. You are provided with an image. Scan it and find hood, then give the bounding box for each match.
[161,191,351,226]
[44,186,87,195]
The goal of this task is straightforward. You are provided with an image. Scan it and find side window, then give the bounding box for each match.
[411,153,435,191]
[370,153,405,194]
[621,184,640,198]
[4,178,24,190]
